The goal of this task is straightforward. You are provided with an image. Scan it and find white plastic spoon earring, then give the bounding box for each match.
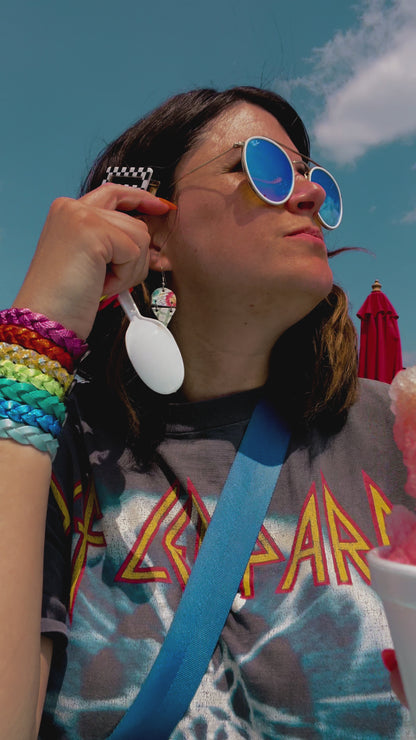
[118,290,184,395]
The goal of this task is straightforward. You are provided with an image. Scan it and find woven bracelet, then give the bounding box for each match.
[0,418,58,459]
[0,308,88,360]
[0,325,74,372]
[0,378,66,422]
[0,342,73,390]
[0,359,65,400]
[0,397,61,437]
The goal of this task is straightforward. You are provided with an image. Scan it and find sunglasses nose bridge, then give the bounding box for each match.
[289,170,327,214]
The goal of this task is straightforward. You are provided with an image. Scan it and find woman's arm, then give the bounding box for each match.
[0,184,172,735]
[0,441,52,739]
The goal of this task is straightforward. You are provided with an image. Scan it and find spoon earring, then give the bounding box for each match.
[118,288,184,395]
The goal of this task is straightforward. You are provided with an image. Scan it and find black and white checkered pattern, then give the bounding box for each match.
[103,166,154,190]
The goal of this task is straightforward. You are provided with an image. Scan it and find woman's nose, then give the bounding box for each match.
[286,175,326,218]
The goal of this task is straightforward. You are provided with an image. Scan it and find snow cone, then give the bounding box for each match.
[368,366,416,727]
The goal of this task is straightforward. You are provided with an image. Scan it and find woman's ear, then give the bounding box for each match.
[148,240,173,273]
[145,214,175,273]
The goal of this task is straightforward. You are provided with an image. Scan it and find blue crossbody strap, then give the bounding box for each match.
[110,399,290,739]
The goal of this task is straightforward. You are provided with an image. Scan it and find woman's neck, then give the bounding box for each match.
[171,311,279,402]
[180,348,269,402]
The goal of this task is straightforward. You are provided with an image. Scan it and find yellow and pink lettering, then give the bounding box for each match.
[186,479,211,562]
[163,505,191,589]
[362,471,393,546]
[115,485,179,585]
[163,479,212,590]
[70,479,106,619]
[50,473,71,534]
[277,484,329,593]
[323,476,372,585]
[240,526,285,599]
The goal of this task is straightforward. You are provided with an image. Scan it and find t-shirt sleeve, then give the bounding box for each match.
[41,388,89,647]
[41,477,72,645]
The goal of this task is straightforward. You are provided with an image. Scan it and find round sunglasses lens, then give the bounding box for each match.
[245,138,294,204]
[310,168,342,229]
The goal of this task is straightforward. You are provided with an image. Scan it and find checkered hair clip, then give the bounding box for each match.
[102,165,160,194]
[99,164,161,311]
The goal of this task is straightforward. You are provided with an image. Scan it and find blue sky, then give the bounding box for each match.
[1,0,415,363]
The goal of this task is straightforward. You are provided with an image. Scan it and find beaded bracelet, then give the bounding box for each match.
[0,308,87,360]
[0,325,74,372]
[0,377,66,422]
[0,342,73,390]
[0,418,58,459]
[0,397,61,437]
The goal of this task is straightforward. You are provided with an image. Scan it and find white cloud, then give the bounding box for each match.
[285,0,416,164]
[401,207,416,223]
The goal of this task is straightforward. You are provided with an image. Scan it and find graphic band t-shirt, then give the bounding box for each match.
[40,378,414,738]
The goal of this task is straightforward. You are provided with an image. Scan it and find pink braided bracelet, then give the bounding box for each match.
[0,308,88,360]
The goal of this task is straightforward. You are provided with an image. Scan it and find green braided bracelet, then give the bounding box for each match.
[0,378,66,422]
[0,358,65,399]
[0,342,73,389]
[0,418,58,459]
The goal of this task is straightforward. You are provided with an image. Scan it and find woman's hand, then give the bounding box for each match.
[13,184,172,340]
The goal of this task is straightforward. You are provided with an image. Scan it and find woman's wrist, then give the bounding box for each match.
[0,308,86,460]
[0,308,88,360]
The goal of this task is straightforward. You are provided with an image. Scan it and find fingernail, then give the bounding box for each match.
[158,197,178,211]
[381,649,398,672]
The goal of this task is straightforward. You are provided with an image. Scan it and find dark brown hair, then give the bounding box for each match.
[79,86,358,458]
[80,87,310,198]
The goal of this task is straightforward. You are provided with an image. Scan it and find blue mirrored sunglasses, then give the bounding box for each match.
[242,137,342,230]
[175,135,343,230]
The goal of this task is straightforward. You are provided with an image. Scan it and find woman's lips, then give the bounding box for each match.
[285,228,325,245]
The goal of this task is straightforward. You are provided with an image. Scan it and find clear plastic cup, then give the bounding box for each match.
[369,546,416,729]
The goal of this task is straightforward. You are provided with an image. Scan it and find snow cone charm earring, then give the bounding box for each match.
[151,272,177,327]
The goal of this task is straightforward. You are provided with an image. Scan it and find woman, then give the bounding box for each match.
[0,87,412,738]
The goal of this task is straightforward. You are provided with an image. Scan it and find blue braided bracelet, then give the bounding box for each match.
[0,397,61,437]
[0,418,59,459]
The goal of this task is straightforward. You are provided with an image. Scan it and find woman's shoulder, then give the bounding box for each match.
[339,378,399,445]
[354,377,394,416]
[341,377,401,456]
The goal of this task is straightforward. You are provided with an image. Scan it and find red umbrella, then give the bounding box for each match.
[357,279,403,383]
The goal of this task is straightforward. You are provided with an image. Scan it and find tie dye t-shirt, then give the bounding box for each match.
[40,378,415,739]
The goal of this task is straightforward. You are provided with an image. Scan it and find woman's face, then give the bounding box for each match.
[156,102,334,326]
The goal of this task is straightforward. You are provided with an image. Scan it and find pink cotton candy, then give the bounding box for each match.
[383,369,416,563]
[390,367,416,500]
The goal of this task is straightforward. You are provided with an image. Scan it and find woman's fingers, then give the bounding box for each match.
[13,185,175,339]
[80,182,174,216]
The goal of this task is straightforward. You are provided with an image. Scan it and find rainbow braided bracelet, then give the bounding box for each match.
[0,308,87,459]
